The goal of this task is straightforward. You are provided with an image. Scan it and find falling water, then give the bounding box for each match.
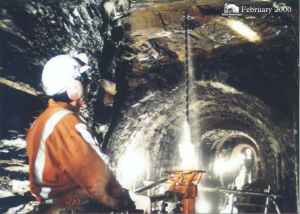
[178,119,198,169]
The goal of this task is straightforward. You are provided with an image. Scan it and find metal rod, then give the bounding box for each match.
[0,76,42,96]
[234,202,265,208]
[264,185,271,214]
[200,186,280,198]
[134,177,168,194]
[271,197,282,214]
[150,194,168,202]
[184,9,190,123]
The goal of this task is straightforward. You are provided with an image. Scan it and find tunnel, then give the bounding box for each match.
[108,80,295,212]
[106,1,298,212]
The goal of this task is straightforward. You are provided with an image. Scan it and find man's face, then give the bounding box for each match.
[68,80,86,110]
[70,97,86,112]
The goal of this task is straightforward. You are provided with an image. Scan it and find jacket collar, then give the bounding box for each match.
[48,99,75,111]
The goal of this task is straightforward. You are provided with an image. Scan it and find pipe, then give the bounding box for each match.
[264,185,271,214]
[200,186,280,198]
[0,76,42,97]
[134,177,168,194]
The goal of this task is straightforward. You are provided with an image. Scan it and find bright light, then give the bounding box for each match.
[178,120,198,169]
[220,194,238,214]
[213,154,244,176]
[116,134,149,189]
[196,196,212,214]
[235,165,249,190]
[226,19,261,43]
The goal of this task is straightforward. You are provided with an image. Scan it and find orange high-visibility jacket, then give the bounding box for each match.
[26,100,123,208]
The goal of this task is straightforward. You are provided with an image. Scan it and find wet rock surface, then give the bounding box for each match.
[0,0,105,85]
[0,138,36,213]
[0,0,121,135]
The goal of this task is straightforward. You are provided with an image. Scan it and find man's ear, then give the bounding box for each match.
[66,80,83,101]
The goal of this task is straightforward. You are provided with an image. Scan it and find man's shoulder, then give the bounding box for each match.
[33,107,76,130]
[43,106,75,120]
[26,107,73,142]
[55,108,83,129]
[52,107,77,121]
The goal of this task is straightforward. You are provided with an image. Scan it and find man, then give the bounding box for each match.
[26,53,150,213]
[234,148,255,190]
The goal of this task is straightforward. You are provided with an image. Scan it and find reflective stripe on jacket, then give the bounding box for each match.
[26,99,123,208]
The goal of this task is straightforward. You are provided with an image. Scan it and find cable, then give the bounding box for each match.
[184,9,190,124]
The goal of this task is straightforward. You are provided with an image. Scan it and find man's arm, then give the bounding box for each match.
[54,114,124,209]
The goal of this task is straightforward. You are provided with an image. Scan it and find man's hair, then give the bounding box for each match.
[52,92,72,102]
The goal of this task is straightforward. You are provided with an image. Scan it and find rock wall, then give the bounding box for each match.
[0,0,105,84]
[0,0,129,136]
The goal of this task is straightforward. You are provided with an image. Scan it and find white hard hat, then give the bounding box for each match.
[42,54,90,96]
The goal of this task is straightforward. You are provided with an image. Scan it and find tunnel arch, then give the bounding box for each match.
[200,131,262,171]
[199,131,263,190]
[109,81,286,194]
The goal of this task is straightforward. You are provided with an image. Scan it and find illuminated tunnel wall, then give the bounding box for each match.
[108,80,294,212]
